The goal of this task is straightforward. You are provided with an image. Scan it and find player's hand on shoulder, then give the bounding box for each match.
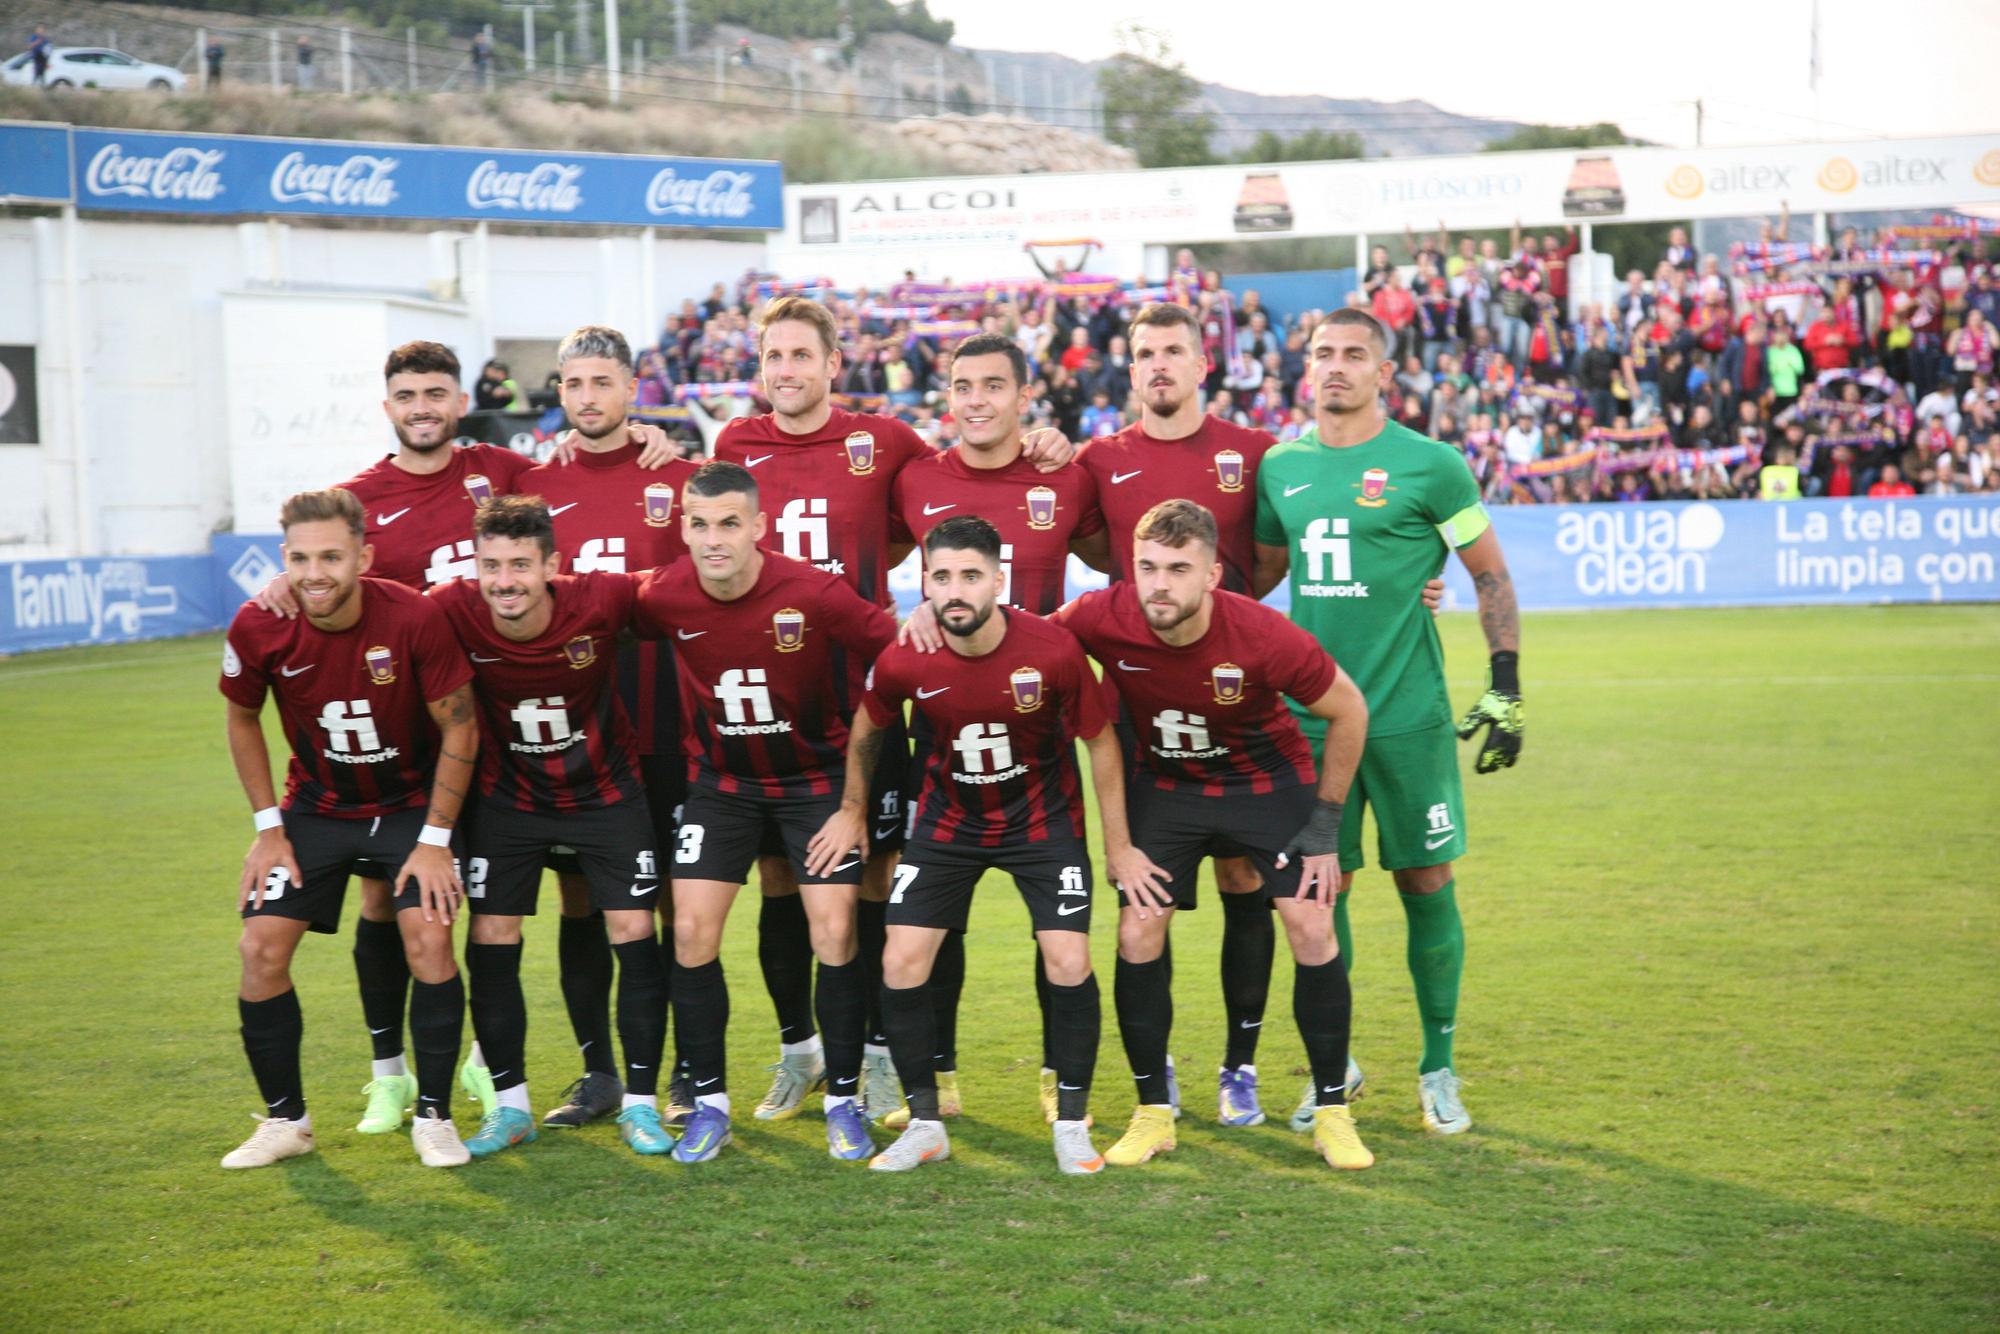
[1107,843,1173,919]
[804,800,867,879]
[898,600,942,654]
[239,828,302,911]
[628,420,687,468]
[1021,425,1075,472]
[254,572,299,620]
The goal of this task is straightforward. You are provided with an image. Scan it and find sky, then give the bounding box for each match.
[927,0,2000,149]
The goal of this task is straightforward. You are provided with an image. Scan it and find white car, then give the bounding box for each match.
[3,47,187,92]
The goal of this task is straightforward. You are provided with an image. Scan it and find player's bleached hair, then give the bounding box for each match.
[1314,308,1391,361]
[685,459,759,508]
[1127,301,1202,346]
[1134,498,1218,553]
[557,324,634,372]
[383,340,461,383]
[950,333,1029,388]
[474,494,557,557]
[758,295,841,358]
[280,487,366,539]
[924,515,1004,564]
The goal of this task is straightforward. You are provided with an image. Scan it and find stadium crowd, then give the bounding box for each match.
[606,222,2000,505]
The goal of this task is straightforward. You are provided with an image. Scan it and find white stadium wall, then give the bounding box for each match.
[0,215,761,560]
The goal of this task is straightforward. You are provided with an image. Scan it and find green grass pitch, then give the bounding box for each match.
[1,605,1995,1330]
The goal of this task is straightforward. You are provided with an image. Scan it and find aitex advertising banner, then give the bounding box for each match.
[779,133,2000,257]
[47,127,784,229]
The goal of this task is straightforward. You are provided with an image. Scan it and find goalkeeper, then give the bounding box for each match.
[1252,308,1523,1139]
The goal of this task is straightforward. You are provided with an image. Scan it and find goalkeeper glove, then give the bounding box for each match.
[1455,649,1522,774]
[1276,798,1346,867]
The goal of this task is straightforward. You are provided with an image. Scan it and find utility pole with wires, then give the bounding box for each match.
[504,2,553,74]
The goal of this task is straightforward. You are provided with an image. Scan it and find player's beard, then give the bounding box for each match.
[936,598,995,638]
[770,377,827,424]
[572,409,626,443]
[1319,378,1376,415]
[1143,380,1190,417]
[294,575,357,623]
[1143,591,1200,633]
[393,413,459,453]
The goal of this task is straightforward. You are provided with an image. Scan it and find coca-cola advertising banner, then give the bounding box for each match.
[5,125,782,229]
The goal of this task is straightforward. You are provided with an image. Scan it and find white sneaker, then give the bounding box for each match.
[1418,1067,1472,1135]
[411,1113,472,1167]
[1290,1056,1366,1134]
[1052,1119,1105,1176]
[868,1118,950,1172]
[221,1116,315,1169]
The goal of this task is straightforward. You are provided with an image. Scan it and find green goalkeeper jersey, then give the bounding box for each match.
[1254,419,1489,738]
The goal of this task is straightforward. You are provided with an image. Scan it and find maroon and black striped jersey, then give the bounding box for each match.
[713,407,930,608]
[428,572,643,813]
[861,610,1106,847]
[521,444,697,759]
[1052,585,1335,796]
[634,552,896,799]
[337,443,535,588]
[1076,417,1274,592]
[889,451,1103,615]
[219,578,473,818]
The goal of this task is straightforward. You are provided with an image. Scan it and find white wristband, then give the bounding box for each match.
[417,824,453,848]
[252,807,283,833]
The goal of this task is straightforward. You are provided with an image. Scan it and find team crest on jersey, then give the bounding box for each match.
[1214,449,1246,493]
[464,473,496,506]
[844,431,877,476]
[1009,666,1044,713]
[1355,468,1394,508]
[772,607,807,652]
[1211,662,1246,705]
[1025,485,1058,531]
[563,636,597,669]
[365,645,397,685]
[643,481,676,527]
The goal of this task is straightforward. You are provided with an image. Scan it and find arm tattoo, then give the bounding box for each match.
[1472,568,1520,654]
[432,686,475,728]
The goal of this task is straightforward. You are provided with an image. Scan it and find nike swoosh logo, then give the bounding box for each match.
[875,825,901,841]
[369,1026,393,1036]
[922,502,956,515]
[1057,1083,1082,1091]
[375,508,411,525]
[1440,1024,1454,1034]
[1115,660,1149,672]
[548,502,579,517]
[915,686,949,699]
[745,454,772,467]
[1057,903,1088,916]
[1239,1020,1261,1029]
[631,883,652,896]
[677,629,707,640]
[696,1077,719,1088]
[280,664,314,677]
[1110,470,1142,484]
[830,858,860,873]
[1283,483,1313,497]
[471,654,503,663]
[1424,834,1454,849]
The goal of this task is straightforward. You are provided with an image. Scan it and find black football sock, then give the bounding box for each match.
[240,989,306,1121]
[1220,893,1275,1069]
[658,931,686,1081]
[929,932,966,1071]
[408,973,464,1120]
[1047,975,1101,1123]
[758,893,817,1045]
[352,916,408,1061]
[671,959,729,1094]
[814,959,866,1098]
[467,942,527,1092]
[1294,957,1354,1108]
[1114,954,1174,1106]
[881,982,938,1120]
[558,912,618,1077]
[857,897,889,1046]
[612,937,668,1097]
[1034,947,1055,1067]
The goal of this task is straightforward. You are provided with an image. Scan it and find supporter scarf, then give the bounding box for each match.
[831,392,889,410]
[1586,423,1671,445]
[673,380,758,402]
[1744,281,1824,302]
[754,278,834,298]
[859,304,938,321]
[911,320,980,338]
[1512,384,1585,412]
[628,405,693,423]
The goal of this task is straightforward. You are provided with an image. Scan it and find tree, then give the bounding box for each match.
[1096,23,1216,168]
[1238,127,1363,164]
[1482,122,1633,153]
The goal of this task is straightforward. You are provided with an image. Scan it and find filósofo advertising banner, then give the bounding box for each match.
[1425,496,2000,612]
[51,126,783,229]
